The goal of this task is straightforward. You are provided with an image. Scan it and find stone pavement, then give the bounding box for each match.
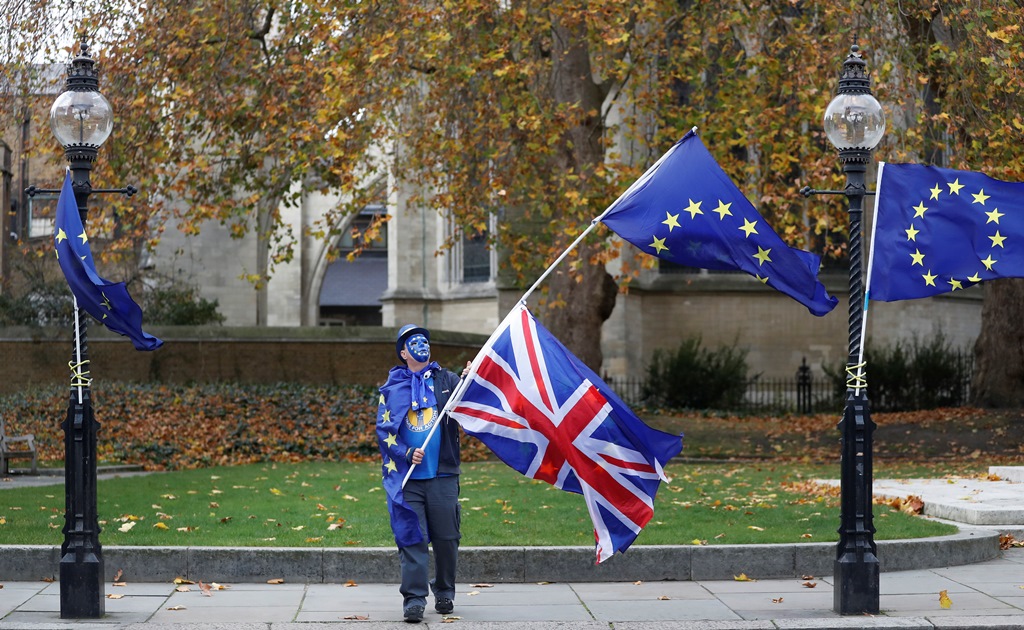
[0,548,1023,629]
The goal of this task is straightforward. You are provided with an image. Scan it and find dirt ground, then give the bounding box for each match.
[642,406,1024,465]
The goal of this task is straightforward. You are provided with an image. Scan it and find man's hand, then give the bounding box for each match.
[411,448,425,465]
[461,361,471,378]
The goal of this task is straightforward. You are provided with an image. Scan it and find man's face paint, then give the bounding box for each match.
[405,334,430,362]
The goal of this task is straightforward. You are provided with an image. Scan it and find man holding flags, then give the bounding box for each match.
[375,325,468,623]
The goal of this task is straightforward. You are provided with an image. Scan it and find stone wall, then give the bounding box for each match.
[0,326,487,395]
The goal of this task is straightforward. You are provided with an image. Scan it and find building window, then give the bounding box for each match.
[462,228,490,283]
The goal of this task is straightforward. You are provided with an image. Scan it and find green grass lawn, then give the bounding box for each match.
[0,460,958,547]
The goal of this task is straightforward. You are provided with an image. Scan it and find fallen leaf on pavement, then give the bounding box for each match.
[343,615,369,620]
[441,616,461,623]
[267,578,285,584]
[199,581,212,596]
[939,590,952,609]
[801,575,815,580]
[167,605,186,610]
[467,591,480,596]
[658,595,670,600]
[173,577,194,585]
[106,594,124,599]
[175,586,190,592]
[471,583,493,588]
[112,582,127,587]
[772,597,784,604]
[345,580,358,587]
[734,573,756,582]
[802,581,817,588]
[633,581,643,585]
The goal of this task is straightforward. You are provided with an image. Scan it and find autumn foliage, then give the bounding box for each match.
[0,383,489,471]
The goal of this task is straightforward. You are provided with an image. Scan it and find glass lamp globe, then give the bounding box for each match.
[823,92,885,150]
[49,89,114,148]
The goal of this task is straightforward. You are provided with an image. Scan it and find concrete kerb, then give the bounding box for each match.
[0,530,998,583]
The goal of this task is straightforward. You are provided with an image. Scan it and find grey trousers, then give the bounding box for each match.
[399,475,461,610]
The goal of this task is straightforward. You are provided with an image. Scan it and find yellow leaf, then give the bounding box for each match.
[748,526,765,531]
[106,594,124,599]
[118,522,136,533]
[173,577,194,585]
[267,578,285,584]
[939,590,952,609]
[154,522,169,530]
[269,488,284,496]
[734,573,756,582]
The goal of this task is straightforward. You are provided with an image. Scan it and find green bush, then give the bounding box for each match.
[0,281,75,326]
[142,283,226,326]
[642,336,749,410]
[825,333,971,411]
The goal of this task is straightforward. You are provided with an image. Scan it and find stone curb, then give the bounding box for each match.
[0,530,998,583]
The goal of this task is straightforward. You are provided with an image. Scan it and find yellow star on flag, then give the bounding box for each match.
[968,273,982,283]
[929,184,942,200]
[739,219,758,237]
[947,179,964,195]
[922,270,937,286]
[385,433,398,448]
[55,228,67,243]
[755,274,769,284]
[683,199,703,219]
[379,394,385,405]
[986,208,1004,224]
[78,230,88,244]
[713,200,733,220]
[649,235,668,254]
[384,459,397,474]
[382,409,391,424]
[948,278,963,291]
[989,231,1007,248]
[910,249,925,266]
[662,212,681,231]
[971,189,990,205]
[905,224,919,241]
[753,246,772,266]
[981,255,997,270]
[913,202,928,218]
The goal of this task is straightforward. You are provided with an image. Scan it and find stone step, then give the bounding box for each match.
[990,465,1024,482]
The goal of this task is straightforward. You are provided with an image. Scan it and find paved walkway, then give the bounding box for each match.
[1,548,1023,629]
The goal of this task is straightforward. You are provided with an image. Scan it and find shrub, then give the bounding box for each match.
[142,283,226,326]
[824,333,971,411]
[642,336,749,410]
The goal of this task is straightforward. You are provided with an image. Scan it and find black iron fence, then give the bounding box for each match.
[603,354,974,415]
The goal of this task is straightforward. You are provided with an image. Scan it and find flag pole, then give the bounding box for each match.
[403,127,696,486]
[401,305,524,488]
[857,162,886,394]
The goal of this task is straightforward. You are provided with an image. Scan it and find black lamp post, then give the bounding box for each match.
[27,40,134,619]
[801,43,885,615]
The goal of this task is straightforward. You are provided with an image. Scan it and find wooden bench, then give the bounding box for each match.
[1,418,37,475]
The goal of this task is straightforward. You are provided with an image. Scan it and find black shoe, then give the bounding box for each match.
[435,597,454,614]
[404,605,424,623]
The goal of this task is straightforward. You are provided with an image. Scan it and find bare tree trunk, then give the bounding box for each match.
[539,7,619,371]
[972,279,1024,407]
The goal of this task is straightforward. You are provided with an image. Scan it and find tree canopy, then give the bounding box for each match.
[5,0,1024,378]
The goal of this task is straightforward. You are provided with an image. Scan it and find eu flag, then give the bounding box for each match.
[868,162,1024,302]
[375,376,426,548]
[53,171,163,351]
[600,130,838,316]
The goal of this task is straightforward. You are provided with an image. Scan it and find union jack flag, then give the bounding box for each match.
[448,304,683,563]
